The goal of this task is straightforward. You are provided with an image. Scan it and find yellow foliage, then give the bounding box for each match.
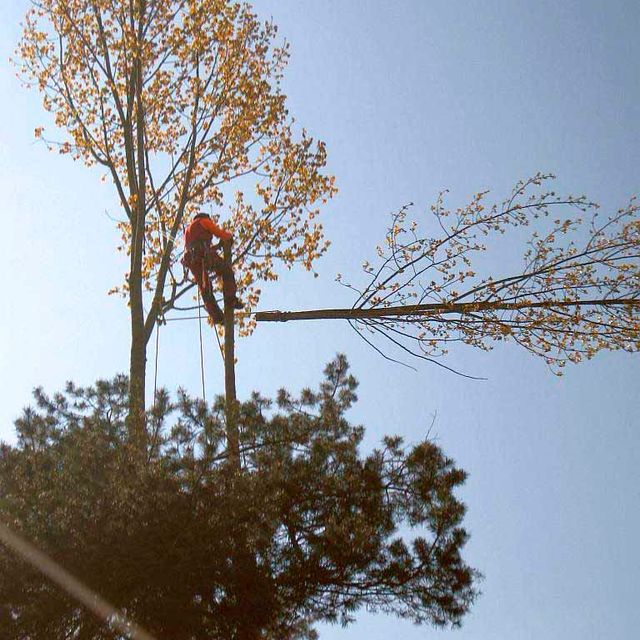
[17,0,337,335]
[342,175,640,373]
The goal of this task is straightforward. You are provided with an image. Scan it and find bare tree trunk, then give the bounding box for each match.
[127,22,150,450]
[222,243,260,640]
[223,241,241,469]
[128,311,147,449]
[127,209,148,450]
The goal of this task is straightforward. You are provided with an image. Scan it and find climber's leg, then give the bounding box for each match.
[201,287,224,323]
[199,264,224,323]
[186,254,223,323]
[206,247,243,310]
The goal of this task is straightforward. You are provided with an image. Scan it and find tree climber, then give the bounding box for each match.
[182,213,244,323]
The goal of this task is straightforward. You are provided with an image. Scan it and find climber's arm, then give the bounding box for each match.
[202,217,232,242]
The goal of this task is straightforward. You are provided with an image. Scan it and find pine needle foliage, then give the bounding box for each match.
[0,357,477,639]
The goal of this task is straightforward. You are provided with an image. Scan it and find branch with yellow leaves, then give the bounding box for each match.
[257,174,640,375]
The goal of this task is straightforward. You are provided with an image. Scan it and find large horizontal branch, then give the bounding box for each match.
[255,298,640,323]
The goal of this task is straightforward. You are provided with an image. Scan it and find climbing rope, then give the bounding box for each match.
[150,302,227,413]
[214,323,225,361]
[164,309,257,322]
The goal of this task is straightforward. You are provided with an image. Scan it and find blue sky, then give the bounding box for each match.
[1,1,639,639]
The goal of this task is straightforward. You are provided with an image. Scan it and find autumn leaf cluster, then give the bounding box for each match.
[18,0,337,332]
[340,174,639,373]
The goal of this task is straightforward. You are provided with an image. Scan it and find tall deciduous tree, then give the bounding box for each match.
[17,0,336,432]
[0,357,477,639]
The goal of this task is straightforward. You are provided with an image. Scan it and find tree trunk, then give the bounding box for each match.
[223,241,241,469]
[127,31,148,450]
[128,271,148,450]
[222,243,260,640]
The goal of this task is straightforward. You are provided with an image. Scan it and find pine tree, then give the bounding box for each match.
[0,357,477,639]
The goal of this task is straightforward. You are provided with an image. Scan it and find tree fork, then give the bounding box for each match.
[126,11,149,449]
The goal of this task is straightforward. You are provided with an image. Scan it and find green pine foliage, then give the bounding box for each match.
[0,356,478,639]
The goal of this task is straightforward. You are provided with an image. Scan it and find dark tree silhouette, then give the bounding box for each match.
[0,356,477,640]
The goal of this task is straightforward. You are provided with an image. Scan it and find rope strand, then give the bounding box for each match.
[214,324,225,362]
[165,309,259,322]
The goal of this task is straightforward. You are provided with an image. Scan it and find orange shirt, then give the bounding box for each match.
[185,216,232,247]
